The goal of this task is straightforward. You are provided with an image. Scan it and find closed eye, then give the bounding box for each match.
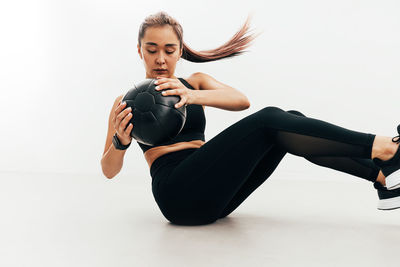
[148,50,174,54]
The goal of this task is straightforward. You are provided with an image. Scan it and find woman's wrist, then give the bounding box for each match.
[116,133,132,146]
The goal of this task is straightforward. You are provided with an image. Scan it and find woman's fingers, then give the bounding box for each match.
[115,101,126,116]
[124,122,133,135]
[116,106,132,122]
[120,111,132,130]
[155,81,177,91]
[111,100,133,144]
[117,108,131,130]
[113,102,125,125]
[113,101,133,133]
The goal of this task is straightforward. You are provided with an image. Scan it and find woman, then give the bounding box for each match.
[101,11,400,226]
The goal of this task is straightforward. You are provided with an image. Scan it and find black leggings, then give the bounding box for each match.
[150,106,380,226]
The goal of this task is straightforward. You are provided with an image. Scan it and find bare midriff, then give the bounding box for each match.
[144,139,206,169]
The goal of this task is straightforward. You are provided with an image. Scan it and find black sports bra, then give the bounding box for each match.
[136,77,206,153]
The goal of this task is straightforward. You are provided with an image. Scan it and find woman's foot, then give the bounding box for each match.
[371,135,399,161]
[374,181,400,210]
[372,124,400,190]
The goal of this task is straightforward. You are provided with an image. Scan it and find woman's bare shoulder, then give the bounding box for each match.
[186,72,224,91]
[185,72,206,90]
[185,73,205,110]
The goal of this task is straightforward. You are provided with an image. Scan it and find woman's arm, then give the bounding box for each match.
[100,95,128,179]
[190,72,250,111]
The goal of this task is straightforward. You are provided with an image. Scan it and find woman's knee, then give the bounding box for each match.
[259,106,306,118]
[286,109,306,117]
[261,106,283,112]
[257,106,287,117]
[258,106,306,116]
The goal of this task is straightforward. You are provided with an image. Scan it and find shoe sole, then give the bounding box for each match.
[385,169,400,190]
[377,195,400,210]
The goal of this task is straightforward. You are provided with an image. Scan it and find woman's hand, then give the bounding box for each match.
[154,76,195,108]
[112,101,133,145]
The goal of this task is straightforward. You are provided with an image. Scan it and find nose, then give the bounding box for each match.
[156,51,166,65]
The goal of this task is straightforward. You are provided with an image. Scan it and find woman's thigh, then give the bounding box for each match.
[217,110,304,219]
[216,143,288,219]
[154,107,300,225]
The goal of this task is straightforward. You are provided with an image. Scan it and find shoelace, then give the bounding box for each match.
[392,125,400,144]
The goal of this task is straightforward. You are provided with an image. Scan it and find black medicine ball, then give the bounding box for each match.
[121,78,187,146]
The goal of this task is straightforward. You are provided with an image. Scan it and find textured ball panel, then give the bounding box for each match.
[151,104,186,139]
[121,78,187,146]
[135,92,155,112]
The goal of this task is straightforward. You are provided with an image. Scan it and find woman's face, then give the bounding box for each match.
[137,25,183,79]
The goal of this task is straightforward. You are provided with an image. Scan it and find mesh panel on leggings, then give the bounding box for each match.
[275,131,371,158]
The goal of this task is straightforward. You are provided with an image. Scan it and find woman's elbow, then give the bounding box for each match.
[100,161,117,179]
[240,99,251,110]
[104,173,115,179]
[102,169,114,179]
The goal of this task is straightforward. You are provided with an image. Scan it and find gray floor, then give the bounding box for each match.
[1,171,400,267]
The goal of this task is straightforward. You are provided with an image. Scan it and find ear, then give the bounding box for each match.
[137,44,143,59]
[178,47,183,60]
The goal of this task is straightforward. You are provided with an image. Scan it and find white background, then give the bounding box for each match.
[1,1,400,267]
[0,0,399,179]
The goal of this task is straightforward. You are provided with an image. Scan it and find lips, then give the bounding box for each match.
[154,69,167,72]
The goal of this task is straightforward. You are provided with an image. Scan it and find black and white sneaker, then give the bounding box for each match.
[374,181,400,210]
[372,124,400,190]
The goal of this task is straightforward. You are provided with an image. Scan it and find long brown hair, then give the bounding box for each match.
[138,11,261,63]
